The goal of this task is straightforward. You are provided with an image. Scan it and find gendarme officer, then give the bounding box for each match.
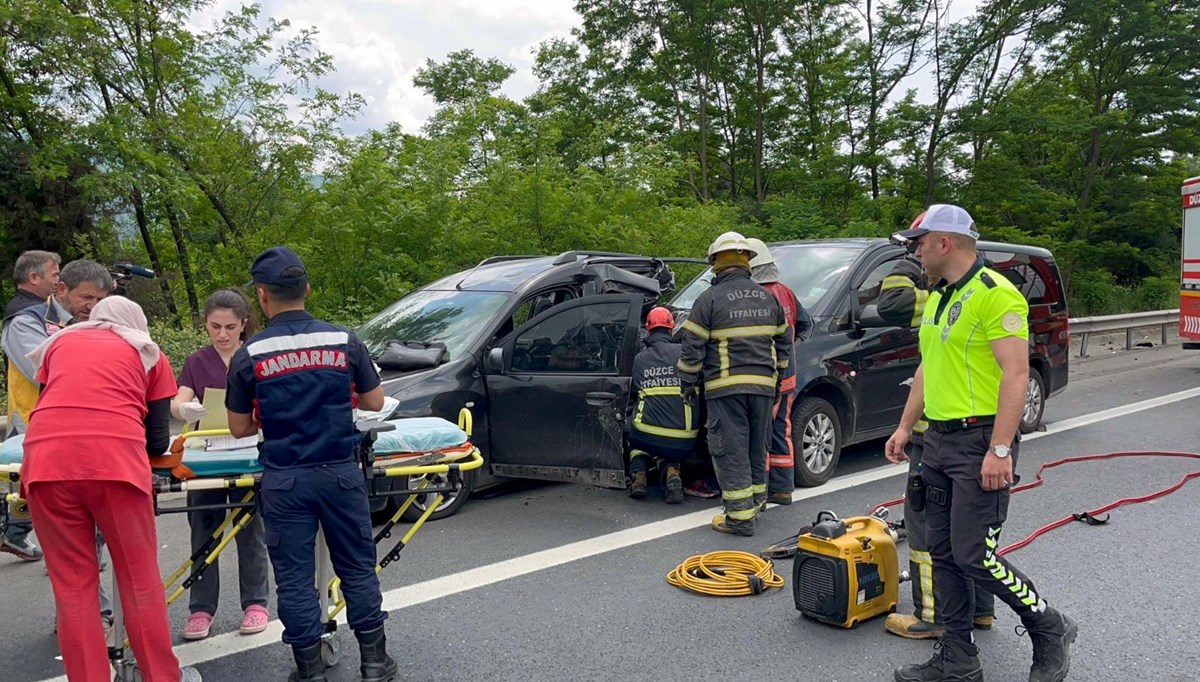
[885,205,1076,682]
[226,247,397,682]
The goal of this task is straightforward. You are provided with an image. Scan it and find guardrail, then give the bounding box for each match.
[1070,309,1179,358]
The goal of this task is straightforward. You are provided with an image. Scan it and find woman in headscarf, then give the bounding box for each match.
[21,296,201,682]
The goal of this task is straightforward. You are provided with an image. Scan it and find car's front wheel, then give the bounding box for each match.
[371,471,474,524]
[792,397,842,487]
[1019,367,1046,434]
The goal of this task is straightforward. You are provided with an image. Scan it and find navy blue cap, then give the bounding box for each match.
[251,247,308,286]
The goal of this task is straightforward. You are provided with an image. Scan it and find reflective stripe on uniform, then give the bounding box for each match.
[628,449,650,463]
[910,548,936,622]
[718,339,730,378]
[750,483,767,495]
[705,374,776,391]
[709,324,788,339]
[983,526,1044,609]
[722,486,754,501]
[767,454,793,467]
[633,419,698,439]
[727,507,758,521]
[681,320,710,340]
[639,386,681,397]
[677,359,703,373]
[246,331,349,356]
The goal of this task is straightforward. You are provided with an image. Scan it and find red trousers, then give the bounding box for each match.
[28,480,181,682]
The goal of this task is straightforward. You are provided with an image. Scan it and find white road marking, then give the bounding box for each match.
[36,386,1200,680]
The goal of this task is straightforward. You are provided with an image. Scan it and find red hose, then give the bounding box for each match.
[870,451,1200,556]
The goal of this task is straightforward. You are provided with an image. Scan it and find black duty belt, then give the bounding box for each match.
[927,415,995,432]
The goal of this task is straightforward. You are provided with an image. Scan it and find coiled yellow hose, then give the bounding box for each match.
[666,550,784,597]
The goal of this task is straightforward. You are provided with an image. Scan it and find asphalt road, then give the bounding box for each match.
[4,337,1200,682]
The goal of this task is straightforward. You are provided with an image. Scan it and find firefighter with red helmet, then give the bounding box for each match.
[626,306,696,503]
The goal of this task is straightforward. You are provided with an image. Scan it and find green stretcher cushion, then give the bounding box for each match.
[0,417,469,477]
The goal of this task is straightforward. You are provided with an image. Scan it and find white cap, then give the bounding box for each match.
[746,238,773,268]
[896,204,980,241]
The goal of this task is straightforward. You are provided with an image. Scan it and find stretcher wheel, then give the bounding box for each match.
[112,663,141,682]
[320,633,341,667]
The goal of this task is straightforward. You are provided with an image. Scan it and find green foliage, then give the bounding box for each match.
[150,321,211,368]
[2,0,1198,330]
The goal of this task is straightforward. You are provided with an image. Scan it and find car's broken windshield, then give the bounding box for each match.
[358,290,509,362]
[670,244,864,312]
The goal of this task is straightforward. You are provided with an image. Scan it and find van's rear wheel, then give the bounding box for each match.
[1020,368,1046,434]
[792,397,841,487]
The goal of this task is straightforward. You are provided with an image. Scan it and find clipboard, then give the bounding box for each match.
[196,388,258,451]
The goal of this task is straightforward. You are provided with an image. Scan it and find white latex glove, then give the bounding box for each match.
[177,400,208,423]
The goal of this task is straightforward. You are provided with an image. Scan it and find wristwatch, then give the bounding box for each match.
[989,445,1011,459]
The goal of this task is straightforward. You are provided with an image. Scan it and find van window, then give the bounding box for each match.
[836,258,900,329]
[983,251,1050,305]
[511,301,630,373]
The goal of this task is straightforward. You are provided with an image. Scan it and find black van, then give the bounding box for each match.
[668,238,1070,485]
[358,252,692,519]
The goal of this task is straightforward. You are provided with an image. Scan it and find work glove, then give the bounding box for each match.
[680,382,699,408]
[177,400,208,423]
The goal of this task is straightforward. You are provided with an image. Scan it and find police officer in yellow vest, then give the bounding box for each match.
[885,205,1076,682]
[878,252,996,640]
[677,232,790,536]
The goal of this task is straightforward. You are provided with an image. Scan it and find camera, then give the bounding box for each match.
[109,262,156,296]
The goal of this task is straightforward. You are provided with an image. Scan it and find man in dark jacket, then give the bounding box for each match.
[678,232,791,536]
[627,307,697,504]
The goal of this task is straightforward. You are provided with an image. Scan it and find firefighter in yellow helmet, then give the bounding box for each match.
[677,232,791,536]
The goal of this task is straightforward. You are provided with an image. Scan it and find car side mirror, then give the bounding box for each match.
[856,304,893,329]
[484,347,505,375]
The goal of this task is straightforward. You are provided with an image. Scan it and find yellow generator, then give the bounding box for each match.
[792,511,900,628]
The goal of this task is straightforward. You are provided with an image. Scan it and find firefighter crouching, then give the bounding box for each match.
[627,307,697,504]
[876,253,996,640]
[677,232,791,536]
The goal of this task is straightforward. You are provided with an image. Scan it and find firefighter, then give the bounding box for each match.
[627,306,696,504]
[677,232,791,536]
[745,238,810,507]
[876,250,996,639]
[886,205,1076,682]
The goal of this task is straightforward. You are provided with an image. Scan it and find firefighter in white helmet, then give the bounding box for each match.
[745,238,811,506]
[677,231,791,535]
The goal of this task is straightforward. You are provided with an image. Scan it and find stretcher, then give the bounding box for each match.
[0,408,483,682]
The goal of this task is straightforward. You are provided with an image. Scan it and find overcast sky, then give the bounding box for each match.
[196,0,983,136]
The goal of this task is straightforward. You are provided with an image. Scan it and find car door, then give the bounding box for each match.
[831,254,921,435]
[485,294,642,488]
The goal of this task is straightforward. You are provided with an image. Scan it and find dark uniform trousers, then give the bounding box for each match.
[904,433,993,623]
[707,394,774,531]
[923,427,1043,647]
[260,461,385,648]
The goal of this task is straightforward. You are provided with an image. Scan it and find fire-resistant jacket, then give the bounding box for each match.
[877,257,930,437]
[677,267,791,400]
[627,329,697,456]
[878,258,929,328]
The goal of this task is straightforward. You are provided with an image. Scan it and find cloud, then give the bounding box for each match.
[193,0,578,135]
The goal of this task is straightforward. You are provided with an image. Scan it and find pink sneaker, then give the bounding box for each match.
[239,605,269,635]
[183,612,212,641]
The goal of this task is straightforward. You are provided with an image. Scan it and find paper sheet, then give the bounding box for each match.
[196,388,258,451]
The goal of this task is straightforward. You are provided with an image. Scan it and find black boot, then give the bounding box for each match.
[628,471,648,499]
[357,624,399,682]
[663,465,683,504]
[1022,607,1078,682]
[287,642,328,682]
[894,638,984,682]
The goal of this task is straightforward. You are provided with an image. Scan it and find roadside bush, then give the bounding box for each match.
[151,321,211,368]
